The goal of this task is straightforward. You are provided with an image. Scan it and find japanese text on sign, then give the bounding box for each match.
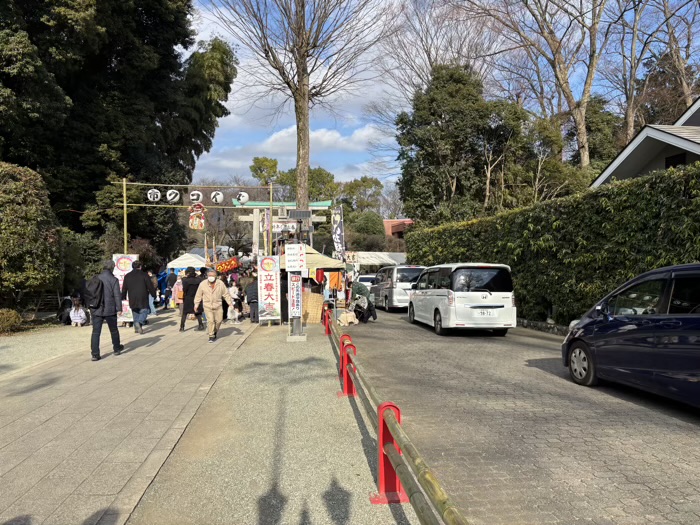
[257,256,281,321]
[285,243,307,271]
[289,274,302,318]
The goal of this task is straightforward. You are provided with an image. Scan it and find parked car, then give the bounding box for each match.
[562,263,700,408]
[408,263,516,336]
[370,265,425,310]
[357,274,376,285]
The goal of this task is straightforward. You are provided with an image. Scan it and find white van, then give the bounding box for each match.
[369,265,425,310]
[408,263,516,336]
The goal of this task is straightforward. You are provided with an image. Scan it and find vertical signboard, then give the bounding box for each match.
[113,254,138,323]
[289,274,302,319]
[257,256,281,321]
[331,206,345,261]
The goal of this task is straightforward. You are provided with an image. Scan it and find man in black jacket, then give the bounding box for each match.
[90,260,124,361]
[122,260,156,334]
[245,275,259,323]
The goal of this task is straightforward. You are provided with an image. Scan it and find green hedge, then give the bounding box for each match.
[406,164,700,324]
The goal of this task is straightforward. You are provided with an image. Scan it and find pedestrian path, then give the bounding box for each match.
[0,311,255,525]
[127,323,417,525]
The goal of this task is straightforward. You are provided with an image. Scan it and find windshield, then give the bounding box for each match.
[396,268,423,283]
[452,268,513,293]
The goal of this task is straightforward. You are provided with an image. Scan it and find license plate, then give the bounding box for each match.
[475,309,495,317]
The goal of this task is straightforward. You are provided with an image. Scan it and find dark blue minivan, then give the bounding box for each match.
[562,264,700,408]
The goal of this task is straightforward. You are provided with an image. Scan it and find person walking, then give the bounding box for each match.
[245,273,259,323]
[147,270,158,315]
[180,267,204,332]
[122,260,156,334]
[172,273,184,316]
[88,260,124,361]
[220,274,230,322]
[194,269,233,343]
[164,268,177,311]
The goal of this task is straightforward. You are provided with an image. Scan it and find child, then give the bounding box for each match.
[228,283,243,324]
[70,297,88,327]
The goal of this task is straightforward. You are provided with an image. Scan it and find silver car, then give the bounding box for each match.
[370,265,425,310]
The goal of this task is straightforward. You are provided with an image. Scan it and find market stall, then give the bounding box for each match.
[167,253,206,273]
[279,244,345,324]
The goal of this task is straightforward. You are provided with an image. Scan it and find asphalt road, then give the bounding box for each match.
[344,310,700,525]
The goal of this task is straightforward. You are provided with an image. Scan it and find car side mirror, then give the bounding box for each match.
[596,302,611,319]
[411,283,417,290]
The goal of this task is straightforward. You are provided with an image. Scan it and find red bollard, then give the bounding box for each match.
[324,308,332,335]
[370,402,409,504]
[338,343,357,398]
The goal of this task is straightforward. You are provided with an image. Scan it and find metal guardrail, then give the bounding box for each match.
[324,310,470,525]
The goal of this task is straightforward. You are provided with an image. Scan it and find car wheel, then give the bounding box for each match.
[434,310,446,336]
[493,328,508,337]
[408,304,415,324]
[568,342,598,386]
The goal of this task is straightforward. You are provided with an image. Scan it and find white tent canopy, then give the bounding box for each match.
[280,244,345,270]
[167,253,206,269]
[353,252,406,266]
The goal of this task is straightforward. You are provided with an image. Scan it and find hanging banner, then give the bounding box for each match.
[257,256,281,321]
[331,206,345,261]
[113,254,139,323]
[188,203,206,230]
[285,243,307,272]
[289,274,302,318]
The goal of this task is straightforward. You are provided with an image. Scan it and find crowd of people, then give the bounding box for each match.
[80,262,268,360]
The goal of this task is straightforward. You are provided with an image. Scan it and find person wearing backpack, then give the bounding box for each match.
[86,260,124,361]
[122,260,156,334]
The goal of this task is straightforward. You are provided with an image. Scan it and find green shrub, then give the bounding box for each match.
[0,309,22,333]
[406,163,700,324]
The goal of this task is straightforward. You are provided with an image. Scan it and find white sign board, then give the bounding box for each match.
[113,254,139,323]
[289,274,302,318]
[285,243,307,271]
[257,256,281,321]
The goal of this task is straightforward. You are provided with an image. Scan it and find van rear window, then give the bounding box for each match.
[397,268,423,283]
[452,268,513,293]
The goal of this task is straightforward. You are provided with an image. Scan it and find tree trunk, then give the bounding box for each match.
[483,165,491,212]
[624,96,636,143]
[294,88,310,215]
[571,106,590,169]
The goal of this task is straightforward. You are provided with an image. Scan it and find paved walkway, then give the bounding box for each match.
[0,311,255,525]
[1,314,416,525]
[127,323,416,525]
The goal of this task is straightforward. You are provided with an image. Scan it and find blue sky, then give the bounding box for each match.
[191,11,396,184]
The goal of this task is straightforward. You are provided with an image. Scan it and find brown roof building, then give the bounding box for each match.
[384,219,414,239]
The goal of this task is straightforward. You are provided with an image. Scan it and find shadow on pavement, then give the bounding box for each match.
[526,357,700,426]
[322,477,351,524]
[258,388,288,525]
[1,509,120,525]
[7,373,61,396]
[120,335,164,354]
[1,516,31,525]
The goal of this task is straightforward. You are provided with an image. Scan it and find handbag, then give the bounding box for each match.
[177,290,184,300]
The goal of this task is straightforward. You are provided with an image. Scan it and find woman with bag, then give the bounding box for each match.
[172,273,184,316]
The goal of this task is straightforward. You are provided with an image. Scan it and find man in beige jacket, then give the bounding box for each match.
[194,269,233,343]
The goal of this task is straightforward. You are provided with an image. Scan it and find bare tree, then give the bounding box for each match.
[454,0,617,169]
[206,0,390,215]
[601,0,695,142]
[653,0,700,108]
[380,182,404,218]
[365,0,498,164]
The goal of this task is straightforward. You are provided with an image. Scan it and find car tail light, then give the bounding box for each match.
[512,295,516,307]
[448,290,454,306]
